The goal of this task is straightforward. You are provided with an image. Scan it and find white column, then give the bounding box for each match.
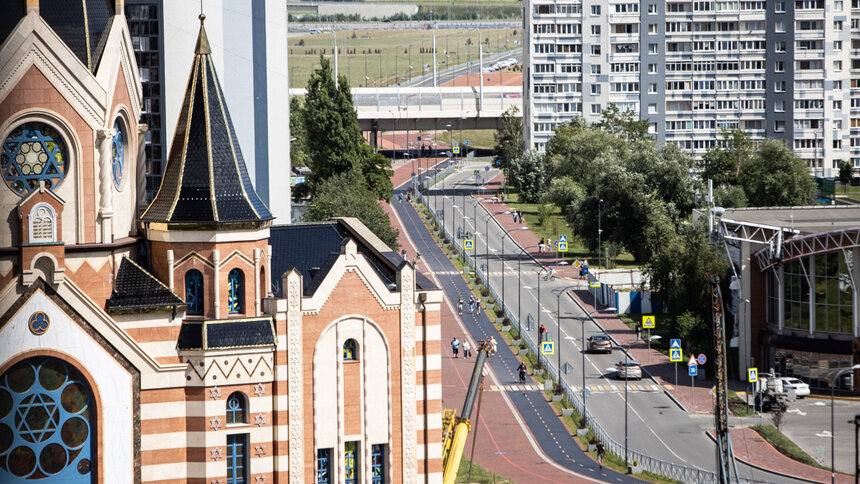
[137,124,148,219]
[254,247,261,316]
[166,250,174,291]
[285,270,304,484]
[740,241,751,381]
[96,128,115,243]
[213,249,221,317]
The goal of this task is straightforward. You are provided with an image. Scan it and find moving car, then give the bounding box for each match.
[587,334,612,354]
[780,377,810,398]
[616,360,642,380]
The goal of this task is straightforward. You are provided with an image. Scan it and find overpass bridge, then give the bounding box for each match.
[288,86,523,143]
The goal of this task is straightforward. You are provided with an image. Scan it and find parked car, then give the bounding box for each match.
[616,360,642,380]
[780,377,810,398]
[587,334,612,354]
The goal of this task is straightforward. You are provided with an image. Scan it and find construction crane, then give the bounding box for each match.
[706,273,740,484]
[441,340,494,484]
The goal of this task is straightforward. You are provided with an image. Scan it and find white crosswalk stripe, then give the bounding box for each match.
[568,384,662,394]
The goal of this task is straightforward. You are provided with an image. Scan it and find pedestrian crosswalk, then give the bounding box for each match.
[487,383,663,394]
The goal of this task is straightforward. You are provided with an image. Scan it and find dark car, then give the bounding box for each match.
[587,334,612,354]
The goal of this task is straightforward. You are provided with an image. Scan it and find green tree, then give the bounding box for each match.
[597,103,650,140]
[544,120,619,180]
[742,139,815,207]
[492,106,523,169]
[303,56,393,200]
[304,169,400,249]
[838,161,854,194]
[289,96,309,168]
[541,176,585,212]
[510,149,548,203]
[700,129,753,186]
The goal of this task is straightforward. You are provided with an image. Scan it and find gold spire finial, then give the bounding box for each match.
[195,13,211,55]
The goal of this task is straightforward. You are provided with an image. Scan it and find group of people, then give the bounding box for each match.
[450,336,498,359]
[456,295,481,315]
[511,210,525,224]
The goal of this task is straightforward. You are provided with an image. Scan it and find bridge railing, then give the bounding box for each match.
[414,174,776,484]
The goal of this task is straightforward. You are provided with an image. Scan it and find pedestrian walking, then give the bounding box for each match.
[451,337,460,358]
[636,323,642,340]
[489,336,497,355]
[539,324,547,342]
[462,339,471,358]
[539,238,545,253]
[398,193,403,204]
[475,299,482,315]
[512,211,517,223]
[468,295,475,314]
[596,441,605,469]
[457,297,463,315]
[518,210,524,223]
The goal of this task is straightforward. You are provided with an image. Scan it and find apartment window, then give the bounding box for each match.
[648,103,658,114]
[775,2,786,12]
[834,41,843,51]
[649,83,658,93]
[591,45,601,55]
[775,61,785,72]
[591,65,601,74]
[834,140,843,149]
[591,5,601,15]
[835,120,843,129]
[835,21,843,31]
[775,100,785,112]
[591,84,601,94]
[649,24,658,34]
[835,61,843,72]
[591,104,601,114]
[834,81,842,90]
[317,449,332,484]
[648,43,658,54]
[371,444,386,484]
[775,81,786,92]
[775,41,786,52]
[775,120,785,132]
[835,0,843,10]
[591,25,601,35]
[345,442,359,484]
[834,100,843,110]
[775,21,786,32]
[648,4,658,14]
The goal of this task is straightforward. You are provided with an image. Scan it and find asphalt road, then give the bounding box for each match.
[779,397,860,474]
[409,164,818,484]
[405,48,522,87]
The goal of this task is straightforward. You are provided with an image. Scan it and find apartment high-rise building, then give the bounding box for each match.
[524,0,851,177]
[125,0,292,220]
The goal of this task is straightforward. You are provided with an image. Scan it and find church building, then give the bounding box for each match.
[0,2,443,483]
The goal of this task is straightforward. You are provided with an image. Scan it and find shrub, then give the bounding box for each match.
[481,287,489,297]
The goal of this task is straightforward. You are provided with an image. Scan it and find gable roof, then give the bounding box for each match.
[107,256,184,313]
[140,14,271,228]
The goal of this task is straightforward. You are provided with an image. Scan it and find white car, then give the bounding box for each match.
[780,377,810,398]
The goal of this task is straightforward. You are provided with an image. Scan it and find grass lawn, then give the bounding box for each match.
[288,28,520,88]
[454,457,515,483]
[751,424,827,470]
[503,193,640,269]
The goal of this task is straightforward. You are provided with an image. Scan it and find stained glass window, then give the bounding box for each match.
[344,441,359,484]
[1,123,68,196]
[112,120,124,188]
[316,448,332,484]
[226,434,247,484]
[343,339,357,361]
[371,444,385,483]
[226,392,246,425]
[227,269,243,314]
[185,270,204,315]
[0,356,93,482]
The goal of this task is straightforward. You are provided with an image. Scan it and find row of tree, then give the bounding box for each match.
[495,106,817,355]
[290,56,399,249]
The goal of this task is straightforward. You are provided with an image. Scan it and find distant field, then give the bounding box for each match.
[288,27,520,88]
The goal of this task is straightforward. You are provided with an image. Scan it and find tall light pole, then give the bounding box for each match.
[433,23,438,87]
[474,27,484,109]
[517,245,541,339]
[831,365,860,484]
[536,267,550,369]
[598,199,603,269]
[500,226,529,317]
[556,285,579,389]
[608,357,630,468]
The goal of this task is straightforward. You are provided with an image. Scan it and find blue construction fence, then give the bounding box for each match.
[586,273,661,314]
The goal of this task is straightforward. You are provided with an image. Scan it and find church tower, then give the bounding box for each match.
[141,14,273,320]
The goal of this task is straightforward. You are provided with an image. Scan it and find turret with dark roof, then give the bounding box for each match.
[141,14,272,228]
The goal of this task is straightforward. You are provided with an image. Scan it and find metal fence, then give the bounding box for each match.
[415,170,775,484]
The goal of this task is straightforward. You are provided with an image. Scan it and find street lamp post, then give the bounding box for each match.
[536,268,550,369]
[556,285,579,388]
[516,245,541,339]
[831,365,860,484]
[581,306,614,422]
[474,28,484,110]
[500,226,529,317]
[607,357,630,468]
[598,199,603,270]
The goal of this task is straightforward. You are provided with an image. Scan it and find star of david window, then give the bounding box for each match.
[0,356,94,482]
[111,120,124,188]
[1,123,68,196]
[227,269,243,314]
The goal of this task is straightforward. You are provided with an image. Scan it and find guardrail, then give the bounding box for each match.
[414,173,776,484]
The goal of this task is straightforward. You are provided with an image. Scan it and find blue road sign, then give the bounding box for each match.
[558,242,568,252]
[464,140,470,146]
[541,341,555,355]
[670,339,681,350]
[689,365,698,377]
[474,169,480,176]
[485,165,490,171]
[697,354,707,365]
[417,136,422,141]
[670,348,683,362]
[558,235,567,242]
[503,168,509,175]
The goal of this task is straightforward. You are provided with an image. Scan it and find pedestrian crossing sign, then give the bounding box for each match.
[670,339,681,350]
[541,341,555,355]
[558,235,567,242]
[642,315,656,329]
[748,368,758,383]
[464,239,474,250]
[474,169,480,177]
[589,281,601,288]
[670,348,683,362]
[558,242,568,252]
[453,146,460,154]
[503,168,509,175]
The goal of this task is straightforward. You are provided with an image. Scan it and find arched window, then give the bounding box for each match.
[111,119,124,188]
[1,122,68,196]
[29,203,56,243]
[226,392,247,425]
[343,339,358,361]
[185,269,204,315]
[0,356,94,482]
[227,269,243,314]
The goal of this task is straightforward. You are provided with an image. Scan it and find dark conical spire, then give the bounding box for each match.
[141,14,272,227]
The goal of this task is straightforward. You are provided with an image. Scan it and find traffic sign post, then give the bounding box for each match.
[670,339,681,385]
[541,341,555,355]
[589,281,601,288]
[464,239,474,250]
[670,348,683,362]
[464,140,469,146]
[453,146,460,155]
[642,315,655,329]
[689,365,698,377]
[558,242,568,252]
[473,169,480,178]
[558,235,568,242]
[747,368,758,383]
[697,354,707,365]
[688,356,698,407]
